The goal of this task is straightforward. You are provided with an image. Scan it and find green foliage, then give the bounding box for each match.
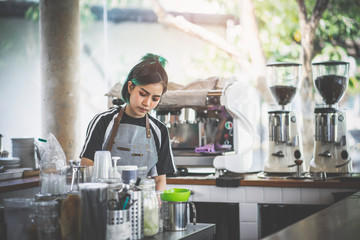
[246,0,301,62]
[207,0,360,91]
[206,0,302,63]
[25,5,39,22]
[84,0,150,9]
[0,19,39,69]
[316,0,360,56]
[348,76,360,92]
[206,0,240,15]
[80,2,97,29]
[314,0,360,92]
[191,45,242,79]
[23,1,97,29]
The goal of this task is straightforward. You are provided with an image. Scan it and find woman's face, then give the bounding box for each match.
[126,81,163,118]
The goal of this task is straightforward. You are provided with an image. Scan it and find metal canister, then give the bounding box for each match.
[106,209,131,240]
[161,201,196,231]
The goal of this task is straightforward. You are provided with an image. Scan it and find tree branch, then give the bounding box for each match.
[311,0,330,26]
[329,36,360,58]
[151,0,250,68]
[296,0,308,24]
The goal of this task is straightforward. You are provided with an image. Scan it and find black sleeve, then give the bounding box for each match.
[79,115,107,161]
[155,126,177,175]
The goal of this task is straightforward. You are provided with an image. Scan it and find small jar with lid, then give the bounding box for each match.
[140,179,159,237]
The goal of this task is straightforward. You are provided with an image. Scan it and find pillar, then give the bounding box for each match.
[40,0,80,162]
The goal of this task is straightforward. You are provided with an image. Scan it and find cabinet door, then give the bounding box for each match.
[190,202,239,240]
[259,204,329,238]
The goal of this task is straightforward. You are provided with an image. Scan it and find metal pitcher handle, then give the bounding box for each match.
[189,202,196,225]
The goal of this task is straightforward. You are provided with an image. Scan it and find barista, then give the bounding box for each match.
[80,53,176,191]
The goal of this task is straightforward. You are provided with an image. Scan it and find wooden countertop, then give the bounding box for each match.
[167,173,360,188]
[0,176,39,193]
[261,191,360,240]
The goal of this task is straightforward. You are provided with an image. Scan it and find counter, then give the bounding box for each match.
[1,173,360,193]
[149,223,216,240]
[0,176,40,202]
[0,176,39,193]
[167,173,360,188]
[1,173,360,240]
[165,173,360,240]
[261,191,360,240]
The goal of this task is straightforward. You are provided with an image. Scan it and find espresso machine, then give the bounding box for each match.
[310,61,352,175]
[262,63,304,176]
[156,93,234,171]
[155,78,256,175]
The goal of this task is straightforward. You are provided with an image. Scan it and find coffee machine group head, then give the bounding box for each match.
[264,62,304,175]
[310,61,352,174]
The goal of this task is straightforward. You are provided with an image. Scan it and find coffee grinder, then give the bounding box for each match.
[263,63,304,176]
[310,61,352,175]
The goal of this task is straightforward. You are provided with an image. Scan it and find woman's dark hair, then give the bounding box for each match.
[121,53,168,104]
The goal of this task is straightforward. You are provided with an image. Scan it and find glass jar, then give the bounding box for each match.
[33,200,60,240]
[141,179,159,237]
[28,201,38,240]
[4,198,33,240]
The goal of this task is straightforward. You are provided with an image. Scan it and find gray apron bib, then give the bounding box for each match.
[105,107,158,173]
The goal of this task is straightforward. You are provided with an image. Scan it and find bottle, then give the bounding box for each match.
[110,157,121,179]
[141,179,159,237]
[37,135,67,195]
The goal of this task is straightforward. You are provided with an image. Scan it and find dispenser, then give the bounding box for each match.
[262,62,304,176]
[310,61,352,175]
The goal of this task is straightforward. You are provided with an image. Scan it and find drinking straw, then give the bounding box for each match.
[122,196,129,210]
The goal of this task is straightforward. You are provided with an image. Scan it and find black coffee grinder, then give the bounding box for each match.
[310,61,353,175]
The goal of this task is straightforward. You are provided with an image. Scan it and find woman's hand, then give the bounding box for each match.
[80,157,94,166]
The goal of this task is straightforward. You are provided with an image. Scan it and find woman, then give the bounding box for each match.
[80,53,176,190]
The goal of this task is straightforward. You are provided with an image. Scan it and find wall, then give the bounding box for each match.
[0,18,41,152]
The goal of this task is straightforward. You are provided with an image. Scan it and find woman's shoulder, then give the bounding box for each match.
[92,107,120,124]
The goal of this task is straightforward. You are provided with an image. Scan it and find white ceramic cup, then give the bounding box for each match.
[93,151,112,180]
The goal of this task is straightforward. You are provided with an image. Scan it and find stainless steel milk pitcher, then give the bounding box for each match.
[162,201,196,231]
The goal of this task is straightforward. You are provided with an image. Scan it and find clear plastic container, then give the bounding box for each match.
[37,134,67,195]
[141,179,159,237]
[3,198,34,240]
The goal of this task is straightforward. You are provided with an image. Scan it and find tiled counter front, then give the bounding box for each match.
[167,184,358,240]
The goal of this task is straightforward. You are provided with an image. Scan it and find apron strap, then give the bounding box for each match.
[106,107,125,151]
[146,114,151,139]
[106,107,152,151]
